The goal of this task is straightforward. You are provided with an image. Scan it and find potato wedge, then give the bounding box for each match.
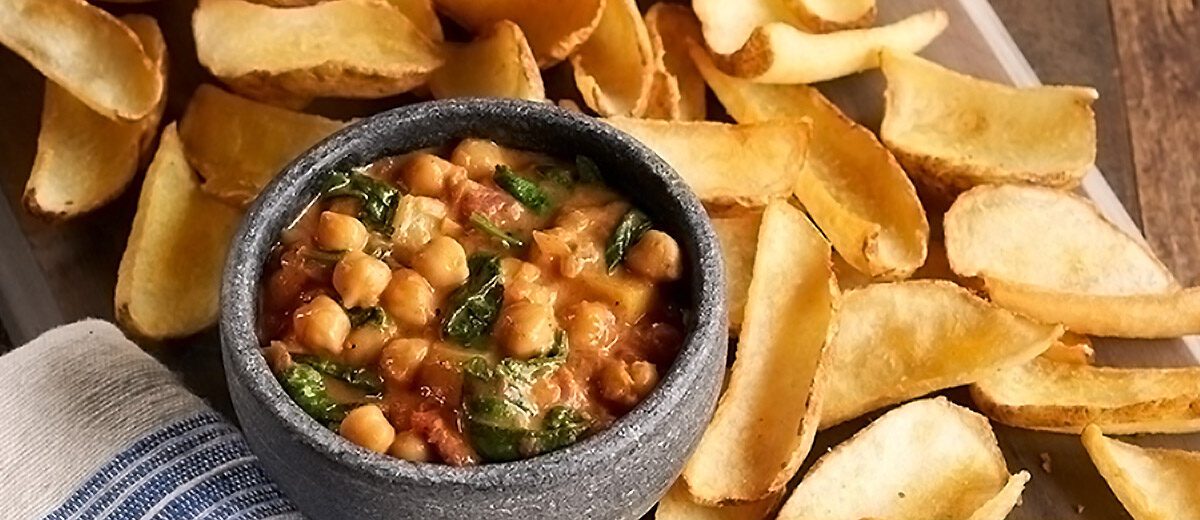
[194,0,443,100]
[1082,425,1200,520]
[656,480,780,520]
[881,51,1098,193]
[244,0,443,41]
[691,45,929,279]
[179,85,346,205]
[683,201,835,503]
[966,472,1032,520]
[710,10,948,84]
[712,211,762,334]
[643,4,706,121]
[821,280,1060,428]
[570,0,655,116]
[604,118,809,211]
[972,357,1200,434]
[433,0,602,68]
[429,21,544,101]
[791,0,875,33]
[778,398,1028,520]
[692,0,805,56]
[115,125,243,339]
[0,0,162,120]
[23,15,167,219]
[986,281,1200,338]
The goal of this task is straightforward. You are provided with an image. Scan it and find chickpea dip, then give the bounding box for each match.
[259,138,687,465]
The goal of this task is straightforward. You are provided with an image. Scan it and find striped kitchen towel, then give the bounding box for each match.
[0,319,300,520]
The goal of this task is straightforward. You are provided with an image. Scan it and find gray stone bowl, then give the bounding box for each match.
[220,98,726,520]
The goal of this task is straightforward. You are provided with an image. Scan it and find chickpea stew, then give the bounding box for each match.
[260,138,688,465]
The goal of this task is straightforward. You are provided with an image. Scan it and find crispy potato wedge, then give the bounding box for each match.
[115,125,243,339]
[23,15,167,219]
[643,4,706,121]
[710,10,948,84]
[179,85,346,205]
[683,201,835,503]
[778,398,1028,520]
[604,118,809,211]
[881,51,1098,193]
[657,480,780,520]
[194,0,443,100]
[570,0,655,116]
[986,281,1200,338]
[245,0,443,41]
[0,0,162,120]
[691,45,929,278]
[1041,331,1095,365]
[692,0,804,56]
[712,211,762,333]
[434,0,602,68]
[429,21,544,101]
[820,280,1060,428]
[791,0,875,33]
[972,357,1200,434]
[966,472,1032,520]
[1082,425,1200,520]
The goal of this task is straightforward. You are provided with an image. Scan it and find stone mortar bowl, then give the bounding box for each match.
[220,98,726,520]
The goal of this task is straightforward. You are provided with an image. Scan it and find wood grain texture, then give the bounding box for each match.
[1109,0,1200,285]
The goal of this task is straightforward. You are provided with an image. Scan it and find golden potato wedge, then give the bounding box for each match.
[434,0,602,68]
[820,280,1060,428]
[710,10,948,84]
[972,357,1200,434]
[881,51,1098,193]
[778,398,1029,520]
[429,21,543,101]
[179,85,346,205]
[691,45,929,279]
[194,0,443,100]
[692,0,804,56]
[791,0,875,33]
[244,0,443,41]
[1082,425,1200,520]
[115,124,243,339]
[683,201,836,503]
[656,480,780,520]
[643,4,706,121]
[570,0,656,116]
[604,118,809,211]
[23,15,167,219]
[0,0,162,120]
[986,281,1200,339]
[711,211,762,334]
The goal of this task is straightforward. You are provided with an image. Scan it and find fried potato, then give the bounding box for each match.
[683,201,835,503]
[778,398,1029,520]
[428,21,544,101]
[246,0,443,41]
[972,357,1200,434]
[691,45,929,279]
[820,280,1060,428]
[709,10,948,84]
[987,281,1200,338]
[23,15,167,220]
[881,51,1098,193]
[711,211,762,333]
[115,125,243,340]
[0,0,162,120]
[604,118,809,211]
[179,85,346,205]
[1082,425,1200,520]
[791,0,875,33]
[570,0,656,116]
[656,480,780,520]
[643,4,706,121]
[1040,331,1095,365]
[434,0,602,68]
[194,0,443,100]
[692,0,805,55]
[966,472,1033,520]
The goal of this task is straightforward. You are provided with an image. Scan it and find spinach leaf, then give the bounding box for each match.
[321,171,400,234]
[469,212,525,248]
[604,209,653,272]
[279,363,346,425]
[346,306,388,328]
[494,165,551,214]
[467,406,591,462]
[535,164,576,187]
[441,254,505,346]
[575,155,603,183]
[294,355,384,394]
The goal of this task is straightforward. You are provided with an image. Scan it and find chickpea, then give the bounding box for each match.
[628,361,659,397]
[333,251,392,308]
[389,430,433,462]
[341,324,395,367]
[597,361,637,407]
[625,230,683,282]
[340,404,395,453]
[381,269,436,328]
[411,236,469,289]
[315,211,369,252]
[449,138,507,180]
[497,301,559,360]
[379,338,431,387]
[502,259,556,306]
[401,153,462,197]
[293,295,350,356]
[566,301,618,352]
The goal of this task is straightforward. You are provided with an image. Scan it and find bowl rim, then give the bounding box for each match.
[220,97,726,487]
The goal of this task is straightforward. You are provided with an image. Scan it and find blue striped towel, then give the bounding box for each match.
[0,320,301,520]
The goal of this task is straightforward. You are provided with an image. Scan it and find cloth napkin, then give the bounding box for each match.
[0,320,301,520]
